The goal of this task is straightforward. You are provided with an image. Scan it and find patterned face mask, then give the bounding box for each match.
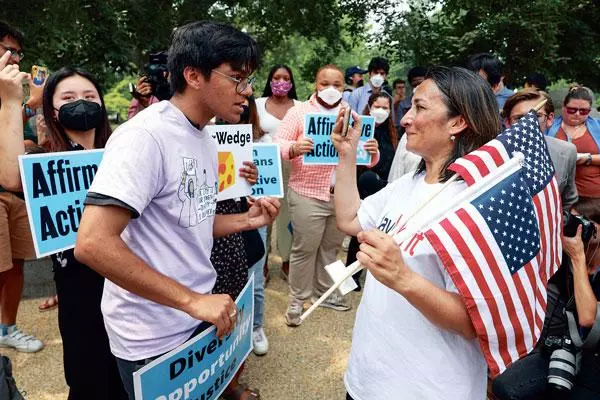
[270,80,293,96]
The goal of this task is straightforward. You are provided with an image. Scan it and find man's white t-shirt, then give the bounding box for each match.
[88,101,219,361]
[344,173,487,400]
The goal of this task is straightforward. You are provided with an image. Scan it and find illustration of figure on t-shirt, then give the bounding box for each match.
[178,157,217,228]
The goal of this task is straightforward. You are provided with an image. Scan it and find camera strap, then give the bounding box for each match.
[566,303,600,349]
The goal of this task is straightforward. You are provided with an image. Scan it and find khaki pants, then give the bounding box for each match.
[275,160,293,262]
[287,189,345,301]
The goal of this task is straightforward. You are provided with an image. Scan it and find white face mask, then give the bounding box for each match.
[317,86,342,106]
[370,74,385,88]
[370,107,390,124]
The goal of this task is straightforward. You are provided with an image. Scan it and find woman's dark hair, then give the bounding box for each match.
[241,95,265,141]
[415,66,500,182]
[168,21,260,94]
[42,67,111,152]
[261,64,297,100]
[563,86,594,107]
[362,92,398,150]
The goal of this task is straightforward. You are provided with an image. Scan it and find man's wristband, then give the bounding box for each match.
[586,153,593,165]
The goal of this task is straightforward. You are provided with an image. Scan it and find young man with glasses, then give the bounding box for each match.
[75,21,280,397]
[0,21,44,354]
[503,89,578,214]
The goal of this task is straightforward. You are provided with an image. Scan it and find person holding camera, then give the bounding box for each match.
[127,75,159,119]
[127,51,171,119]
[492,200,600,399]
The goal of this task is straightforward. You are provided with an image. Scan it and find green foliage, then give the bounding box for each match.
[381,0,600,90]
[1,0,379,88]
[104,76,136,122]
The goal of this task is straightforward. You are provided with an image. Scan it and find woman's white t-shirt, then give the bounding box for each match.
[255,97,300,142]
[344,172,487,400]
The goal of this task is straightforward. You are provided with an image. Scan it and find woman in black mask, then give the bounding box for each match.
[41,67,128,399]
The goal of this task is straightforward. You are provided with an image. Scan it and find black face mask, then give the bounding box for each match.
[239,105,250,124]
[57,99,103,131]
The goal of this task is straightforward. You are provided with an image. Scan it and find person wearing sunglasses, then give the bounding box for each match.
[548,86,600,201]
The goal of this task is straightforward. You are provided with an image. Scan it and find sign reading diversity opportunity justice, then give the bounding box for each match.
[18,150,104,258]
[302,113,375,165]
[133,275,254,400]
[251,143,284,198]
[206,124,254,201]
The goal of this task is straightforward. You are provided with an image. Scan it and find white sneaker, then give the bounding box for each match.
[0,326,44,353]
[252,327,269,355]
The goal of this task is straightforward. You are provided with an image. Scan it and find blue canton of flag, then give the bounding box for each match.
[473,171,540,274]
[496,112,555,195]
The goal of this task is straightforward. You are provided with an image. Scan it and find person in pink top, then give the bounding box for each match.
[277,64,380,326]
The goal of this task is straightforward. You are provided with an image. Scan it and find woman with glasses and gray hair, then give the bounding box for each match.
[547,87,600,201]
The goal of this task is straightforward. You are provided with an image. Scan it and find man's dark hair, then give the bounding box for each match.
[392,79,405,87]
[525,73,548,91]
[368,57,390,74]
[407,66,427,82]
[502,90,554,120]
[168,21,260,94]
[466,53,503,86]
[0,20,24,47]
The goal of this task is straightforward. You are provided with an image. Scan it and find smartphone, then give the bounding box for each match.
[31,65,48,86]
[341,106,351,137]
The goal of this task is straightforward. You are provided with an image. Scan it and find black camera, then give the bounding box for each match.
[563,213,597,242]
[146,51,171,101]
[547,334,581,392]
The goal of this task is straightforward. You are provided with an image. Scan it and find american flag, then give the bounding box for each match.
[424,110,562,377]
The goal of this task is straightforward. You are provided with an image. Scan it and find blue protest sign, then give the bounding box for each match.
[251,143,284,198]
[18,150,104,258]
[133,276,254,400]
[302,113,374,165]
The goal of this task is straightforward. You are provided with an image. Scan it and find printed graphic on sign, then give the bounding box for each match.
[177,158,217,228]
[218,152,236,192]
[18,150,104,258]
[251,143,284,198]
[133,276,255,400]
[206,124,253,201]
[303,113,374,165]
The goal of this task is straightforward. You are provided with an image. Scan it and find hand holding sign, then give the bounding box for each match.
[184,293,237,339]
[292,137,314,157]
[239,161,258,185]
[363,138,379,156]
[331,106,362,161]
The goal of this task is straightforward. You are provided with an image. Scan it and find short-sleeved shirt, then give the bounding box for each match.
[344,173,487,400]
[556,128,600,198]
[86,101,219,361]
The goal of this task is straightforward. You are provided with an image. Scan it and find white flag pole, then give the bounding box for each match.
[300,152,525,322]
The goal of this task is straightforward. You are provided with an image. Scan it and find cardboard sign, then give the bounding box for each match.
[302,113,374,165]
[206,124,253,201]
[18,150,104,258]
[134,276,254,400]
[251,143,284,198]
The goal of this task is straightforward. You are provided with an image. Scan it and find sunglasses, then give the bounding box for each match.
[565,107,591,116]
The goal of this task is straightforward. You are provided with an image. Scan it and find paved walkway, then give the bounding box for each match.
[7,253,361,400]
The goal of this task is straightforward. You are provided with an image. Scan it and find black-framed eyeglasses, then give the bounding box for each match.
[212,69,255,94]
[0,43,24,61]
[510,112,548,125]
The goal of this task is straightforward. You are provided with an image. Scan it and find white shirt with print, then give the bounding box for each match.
[344,172,487,400]
[89,101,218,361]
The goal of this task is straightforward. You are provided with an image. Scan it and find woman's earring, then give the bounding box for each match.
[450,135,456,142]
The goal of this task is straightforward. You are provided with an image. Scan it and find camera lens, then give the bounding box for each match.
[547,348,577,391]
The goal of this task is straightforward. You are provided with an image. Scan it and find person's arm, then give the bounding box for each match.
[562,226,598,327]
[213,197,280,237]
[75,205,237,337]
[357,229,477,339]
[562,146,578,214]
[275,105,313,160]
[0,51,28,191]
[331,107,363,235]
